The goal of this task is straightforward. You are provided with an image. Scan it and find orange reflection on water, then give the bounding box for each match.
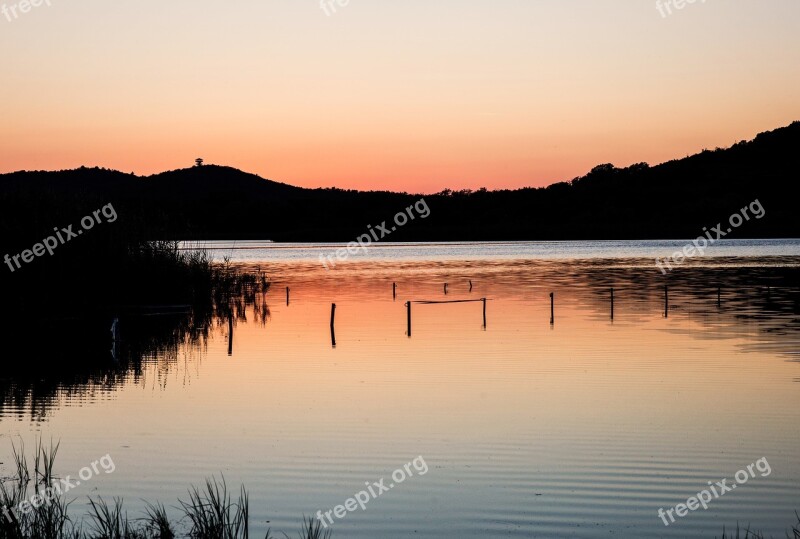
[2,258,799,538]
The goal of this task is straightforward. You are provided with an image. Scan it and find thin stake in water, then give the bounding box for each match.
[610,287,614,320]
[330,303,336,347]
[406,301,412,337]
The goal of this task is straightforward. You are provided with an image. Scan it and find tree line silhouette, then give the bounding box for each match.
[2,122,798,249]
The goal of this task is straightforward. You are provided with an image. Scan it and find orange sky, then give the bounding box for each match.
[1,0,798,193]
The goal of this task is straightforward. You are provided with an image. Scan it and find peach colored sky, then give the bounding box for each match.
[1,0,798,193]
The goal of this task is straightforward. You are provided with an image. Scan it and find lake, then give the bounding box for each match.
[2,240,799,538]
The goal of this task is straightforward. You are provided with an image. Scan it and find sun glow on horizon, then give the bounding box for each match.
[0,0,798,192]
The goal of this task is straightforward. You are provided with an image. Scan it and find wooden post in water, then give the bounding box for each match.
[482,298,487,328]
[664,285,669,318]
[228,314,234,356]
[469,280,473,292]
[330,303,336,347]
[609,288,615,320]
[393,282,397,300]
[286,287,290,306]
[550,292,554,325]
[717,286,721,308]
[444,283,448,295]
[406,301,412,337]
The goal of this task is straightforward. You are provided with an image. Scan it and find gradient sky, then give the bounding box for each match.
[1,0,798,193]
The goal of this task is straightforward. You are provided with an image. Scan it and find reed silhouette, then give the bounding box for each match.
[0,440,331,539]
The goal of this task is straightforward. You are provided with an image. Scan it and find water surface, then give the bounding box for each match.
[2,240,799,538]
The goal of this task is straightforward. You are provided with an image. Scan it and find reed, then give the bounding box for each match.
[141,502,174,539]
[87,497,137,539]
[0,439,77,539]
[289,516,332,539]
[3,237,270,323]
[178,477,249,539]
[717,515,800,539]
[0,442,317,539]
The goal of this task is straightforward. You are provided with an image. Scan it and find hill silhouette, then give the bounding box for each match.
[1,122,799,246]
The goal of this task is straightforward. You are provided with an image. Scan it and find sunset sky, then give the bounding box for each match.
[1,0,798,193]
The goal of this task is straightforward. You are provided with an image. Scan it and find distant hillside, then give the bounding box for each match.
[1,122,799,246]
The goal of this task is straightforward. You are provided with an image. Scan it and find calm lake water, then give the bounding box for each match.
[2,240,800,538]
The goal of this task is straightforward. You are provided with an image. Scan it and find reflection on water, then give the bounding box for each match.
[1,245,799,538]
[1,275,270,421]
